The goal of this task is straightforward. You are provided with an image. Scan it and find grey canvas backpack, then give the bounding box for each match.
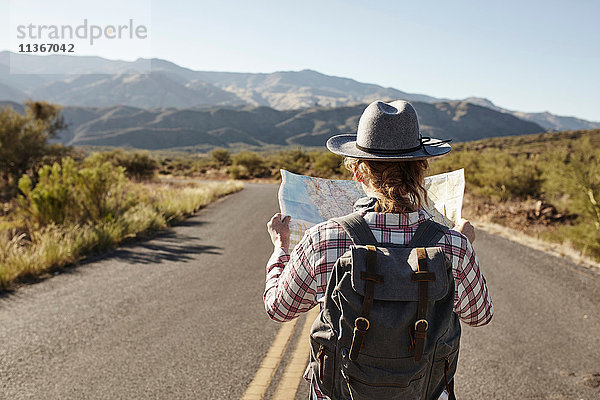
[308,212,461,400]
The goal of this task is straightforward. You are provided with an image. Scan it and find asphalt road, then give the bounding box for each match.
[1,183,599,400]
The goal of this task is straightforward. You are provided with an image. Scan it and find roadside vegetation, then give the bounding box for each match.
[0,103,242,291]
[158,130,600,263]
[428,130,600,262]
[1,101,597,290]
[157,147,347,180]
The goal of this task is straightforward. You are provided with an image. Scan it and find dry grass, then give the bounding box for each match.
[473,219,600,272]
[0,180,242,291]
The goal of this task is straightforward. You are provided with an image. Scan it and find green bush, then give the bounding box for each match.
[0,101,69,197]
[17,159,79,226]
[211,148,232,166]
[428,130,600,260]
[16,158,134,228]
[85,150,158,180]
[265,149,312,178]
[430,149,543,201]
[159,156,219,176]
[232,151,269,177]
[313,152,345,177]
[542,137,600,228]
[227,165,245,179]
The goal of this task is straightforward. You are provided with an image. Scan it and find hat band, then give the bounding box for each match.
[355,142,423,155]
[355,137,452,156]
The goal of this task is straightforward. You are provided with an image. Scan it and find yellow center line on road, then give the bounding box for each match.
[241,317,298,400]
[272,307,320,400]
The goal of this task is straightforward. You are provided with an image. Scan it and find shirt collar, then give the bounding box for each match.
[353,196,434,228]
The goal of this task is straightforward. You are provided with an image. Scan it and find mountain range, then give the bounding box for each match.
[0,100,544,151]
[1,51,598,133]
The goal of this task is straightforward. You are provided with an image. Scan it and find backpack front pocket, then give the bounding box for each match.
[340,348,428,400]
[427,340,460,399]
[309,338,336,396]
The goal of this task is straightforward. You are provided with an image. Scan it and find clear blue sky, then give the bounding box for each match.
[2,0,599,121]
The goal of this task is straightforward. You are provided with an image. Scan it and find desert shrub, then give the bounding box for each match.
[16,158,134,228]
[542,137,600,228]
[0,101,69,197]
[313,152,345,177]
[266,149,312,178]
[77,162,133,222]
[429,131,600,260]
[430,149,543,201]
[164,158,193,175]
[211,148,232,166]
[232,151,269,177]
[473,155,542,200]
[159,156,218,176]
[227,165,245,179]
[193,157,219,173]
[120,152,158,180]
[85,150,158,180]
[17,159,80,226]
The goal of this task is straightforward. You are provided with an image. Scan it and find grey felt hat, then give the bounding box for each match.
[326,100,451,160]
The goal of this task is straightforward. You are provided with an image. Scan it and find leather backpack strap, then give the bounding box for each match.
[333,213,382,361]
[410,247,435,361]
[332,212,378,246]
[407,220,446,362]
[408,220,448,247]
[349,244,383,361]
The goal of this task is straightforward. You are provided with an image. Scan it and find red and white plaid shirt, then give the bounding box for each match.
[264,208,493,399]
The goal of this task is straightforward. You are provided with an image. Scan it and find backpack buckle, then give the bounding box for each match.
[414,319,429,332]
[355,317,370,331]
[412,319,429,362]
[349,317,370,361]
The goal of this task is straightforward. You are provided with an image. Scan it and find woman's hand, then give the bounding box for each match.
[267,213,291,252]
[455,218,476,244]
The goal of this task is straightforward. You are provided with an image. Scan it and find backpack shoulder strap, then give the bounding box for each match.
[408,220,448,362]
[408,219,448,247]
[332,212,378,246]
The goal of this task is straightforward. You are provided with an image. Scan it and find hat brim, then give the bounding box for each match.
[326,134,451,161]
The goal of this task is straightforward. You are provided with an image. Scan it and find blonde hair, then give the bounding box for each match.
[344,157,429,213]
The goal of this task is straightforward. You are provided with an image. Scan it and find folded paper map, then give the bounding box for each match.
[278,169,465,250]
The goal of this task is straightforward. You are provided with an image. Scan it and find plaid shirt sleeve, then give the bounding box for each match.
[264,229,319,322]
[439,229,494,326]
[264,220,353,322]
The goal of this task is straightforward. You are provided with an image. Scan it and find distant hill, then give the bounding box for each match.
[31,72,243,108]
[463,97,600,131]
[1,51,595,131]
[185,69,440,109]
[0,100,544,151]
[0,82,27,102]
[0,51,439,110]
